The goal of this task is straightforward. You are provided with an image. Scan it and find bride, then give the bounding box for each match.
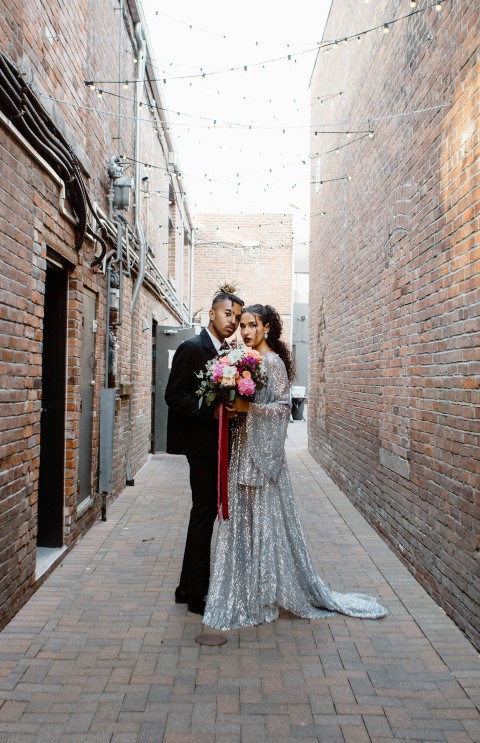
[203,304,387,630]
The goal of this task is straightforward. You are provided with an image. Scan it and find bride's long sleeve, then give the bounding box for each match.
[236,354,291,486]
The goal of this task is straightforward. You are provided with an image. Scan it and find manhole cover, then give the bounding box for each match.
[195,633,227,646]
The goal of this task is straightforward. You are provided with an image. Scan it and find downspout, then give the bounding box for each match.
[125,21,147,486]
[131,22,147,312]
[189,228,195,325]
[118,0,124,156]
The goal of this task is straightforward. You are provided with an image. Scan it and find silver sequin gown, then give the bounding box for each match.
[203,352,387,631]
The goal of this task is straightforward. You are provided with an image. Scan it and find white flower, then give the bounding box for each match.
[227,348,243,364]
[221,365,237,380]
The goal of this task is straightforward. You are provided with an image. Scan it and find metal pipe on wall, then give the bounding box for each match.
[131,22,147,313]
[125,21,147,486]
[189,229,195,326]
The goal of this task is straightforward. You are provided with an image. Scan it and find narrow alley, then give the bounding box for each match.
[0,421,478,742]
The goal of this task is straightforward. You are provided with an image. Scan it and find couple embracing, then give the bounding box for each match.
[165,285,387,630]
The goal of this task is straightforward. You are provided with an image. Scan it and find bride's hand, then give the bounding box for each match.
[217,402,238,419]
[226,397,250,414]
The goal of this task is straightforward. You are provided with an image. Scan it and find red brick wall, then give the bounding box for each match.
[0,0,190,626]
[309,1,479,648]
[194,214,293,343]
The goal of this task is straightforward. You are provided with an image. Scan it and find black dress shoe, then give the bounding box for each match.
[175,586,189,604]
[187,597,206,615]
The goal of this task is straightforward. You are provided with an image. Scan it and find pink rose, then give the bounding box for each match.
[237,377,256,397]
[210,363,225,382]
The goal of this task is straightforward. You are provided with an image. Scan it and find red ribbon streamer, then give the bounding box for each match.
[217,402,229,520]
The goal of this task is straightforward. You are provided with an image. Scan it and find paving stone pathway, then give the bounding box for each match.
[0,421,479,742]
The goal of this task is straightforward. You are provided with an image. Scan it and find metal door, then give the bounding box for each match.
[37,257,67,547]
[78,289,97,503]
[153,325,195,452]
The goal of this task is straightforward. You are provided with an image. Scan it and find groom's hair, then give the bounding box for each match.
[212,284,244,309]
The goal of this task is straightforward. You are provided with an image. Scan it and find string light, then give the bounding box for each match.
[84,2,449,87]
[312,91,343,106]
[309,175,352,186]
[41,91,449,177]
[410,0,417,6]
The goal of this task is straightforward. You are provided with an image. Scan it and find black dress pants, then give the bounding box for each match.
[179,455,218,600]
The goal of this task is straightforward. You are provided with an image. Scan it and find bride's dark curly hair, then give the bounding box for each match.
[243,304,296,382]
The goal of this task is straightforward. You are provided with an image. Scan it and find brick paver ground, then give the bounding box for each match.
[0,421,479,742]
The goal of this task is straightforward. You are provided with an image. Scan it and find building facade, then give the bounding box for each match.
[309,0,479,648]
[0,0,193,626]
[193,213,293,346]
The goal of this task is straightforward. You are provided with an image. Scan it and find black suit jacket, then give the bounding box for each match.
[165,328,219,457]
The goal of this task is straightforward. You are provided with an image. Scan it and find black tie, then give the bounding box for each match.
[219,341,229,352]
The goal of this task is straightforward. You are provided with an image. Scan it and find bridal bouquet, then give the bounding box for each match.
[196,345,268,408]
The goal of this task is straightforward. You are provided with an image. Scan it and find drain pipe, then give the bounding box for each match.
[125,21,147,486]
[189,228,195,325]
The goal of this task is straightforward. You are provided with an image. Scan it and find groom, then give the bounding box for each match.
[165,287,244,614]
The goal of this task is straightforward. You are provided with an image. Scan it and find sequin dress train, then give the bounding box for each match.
[203,352,387,631]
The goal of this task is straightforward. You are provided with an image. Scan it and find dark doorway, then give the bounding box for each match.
[37,254,68,547]
[152,325,195,452]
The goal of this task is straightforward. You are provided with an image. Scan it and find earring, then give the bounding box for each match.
[264,332,268,339]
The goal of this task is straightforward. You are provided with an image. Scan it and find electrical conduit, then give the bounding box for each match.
[125,22,147,485]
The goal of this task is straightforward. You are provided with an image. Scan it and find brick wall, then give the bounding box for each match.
[309,0,479,648]
[194,214,293,344]
[0,0,190,626]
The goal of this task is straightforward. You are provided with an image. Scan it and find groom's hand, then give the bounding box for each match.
[214,404,237,420]
[216,402,238,419]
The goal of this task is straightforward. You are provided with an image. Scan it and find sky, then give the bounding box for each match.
[141,0,332,246]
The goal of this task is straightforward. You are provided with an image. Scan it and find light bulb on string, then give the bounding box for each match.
[410,0,416,6]
[383,23,390,33]
[123,81,129,89]
[97,89,103,98]
[435,1,442,9]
